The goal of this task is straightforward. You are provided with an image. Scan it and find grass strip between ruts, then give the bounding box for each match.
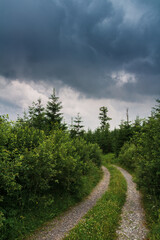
[64,162,127,240]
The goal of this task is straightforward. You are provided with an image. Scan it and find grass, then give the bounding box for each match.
[64,156,127,240]
[139,192,160,240]
[110,153,160,240]
[102,153,116,164]
[0,165,102,240]
[103,153,135,175]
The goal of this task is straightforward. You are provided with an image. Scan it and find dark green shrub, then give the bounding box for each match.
[133,116,160,196]
[118,142,137,171]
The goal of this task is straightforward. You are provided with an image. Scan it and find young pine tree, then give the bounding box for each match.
[71,113,84,137]
[28,98,45,130]
[97,106,112,153]
[99,106,112,130]
[46,88,64,130]
[153,99,160,117]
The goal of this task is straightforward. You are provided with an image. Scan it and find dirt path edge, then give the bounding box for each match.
[115,166,148,240]
[27,166,110,240]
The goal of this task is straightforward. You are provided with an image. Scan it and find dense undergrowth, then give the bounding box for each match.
[65,156,127,240]
[0,116,102,240]
[114,101,160,240]
[21,166,102,240]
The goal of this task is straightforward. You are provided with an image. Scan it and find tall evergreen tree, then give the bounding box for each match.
[111,119,133,156]
[17,111,29,127]
[97,107,112,153]
[153,99,160,117]
[71,113,84,137]
[28,98,45,130]
[46,88,63,130]
[99,106,112,130]
[132,116,143,133]
[84,129,94,143]
[126,108,129,125]
[0,115,3,124]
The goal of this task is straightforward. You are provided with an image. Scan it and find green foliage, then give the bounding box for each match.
[65,161,127,240]
[99,106,111,130]
[97,127,112,153]
[0,115,12,150]
[115,103,160,196]
[114,100,160,239]
[28,98,45,130]
[111,120,134,157]
[84,106,112,154]
[0,211,5,229]
[118,142,137,171]
[0,116,102,239]
[132,113,160,196]
[10,123,46,153]
[102,153,117,164]
[70,113,84,138]
[84,127,112,154]
[88,143,102,168]
[142,194,160,240]
[18,89,66,132]
[46,88,64,130]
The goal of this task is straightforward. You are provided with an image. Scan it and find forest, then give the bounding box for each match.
[0,89,160,239]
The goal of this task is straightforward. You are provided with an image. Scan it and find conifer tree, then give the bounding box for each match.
[28,98,45,130]
[17,111,29,127]
[46,88,63,129]
[0,117,2,124]
[71,113,84,137]
[153,99,160,117]
[99,106,112,130]
[97,106,112,153]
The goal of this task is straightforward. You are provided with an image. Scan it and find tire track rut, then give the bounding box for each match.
[27,166,110,240]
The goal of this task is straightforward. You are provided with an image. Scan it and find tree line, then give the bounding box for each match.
[115,99,160,239]
[118,100,160,196]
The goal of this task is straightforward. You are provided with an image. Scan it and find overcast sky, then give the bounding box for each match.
[0,0,159,129]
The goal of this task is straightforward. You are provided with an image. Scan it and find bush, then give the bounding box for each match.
[88,143,102,167]
[118,142,137,171]
[0,119,103,239]
[133,116,160,196]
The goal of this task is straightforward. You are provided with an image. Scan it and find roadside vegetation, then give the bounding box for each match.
[84,99,160,239]
[65,158,127,240]
[112,100,160,240]
[0,90,102,239]
[0,87,159,239]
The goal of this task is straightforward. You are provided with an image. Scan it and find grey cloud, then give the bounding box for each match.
[0,0,160,101]
[0,97,20,109]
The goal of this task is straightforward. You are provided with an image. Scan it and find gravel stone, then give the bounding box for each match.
[27,166,110,240]
[116,166,148,240]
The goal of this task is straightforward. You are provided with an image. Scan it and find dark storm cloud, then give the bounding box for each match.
[0,0,160,100]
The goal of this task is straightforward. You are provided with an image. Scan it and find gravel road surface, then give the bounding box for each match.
[116,166,148,240]
[27,166,110,240]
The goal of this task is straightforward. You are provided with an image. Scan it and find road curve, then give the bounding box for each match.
[27,166,110,240]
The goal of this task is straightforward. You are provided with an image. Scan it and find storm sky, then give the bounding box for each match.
[0,0,159,129]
